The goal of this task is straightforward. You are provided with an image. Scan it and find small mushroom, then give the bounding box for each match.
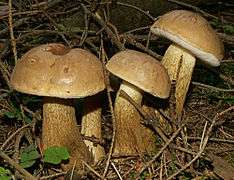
[81,94,105,163]
[10,43,105,169]
[150,10,224,120]
[106,50,170,156]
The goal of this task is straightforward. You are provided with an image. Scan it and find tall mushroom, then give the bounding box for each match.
[10,43,105,169]
[106,50,170,156]
[150,10,224,120]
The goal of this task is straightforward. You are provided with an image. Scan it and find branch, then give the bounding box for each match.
[0,150,37,180]
[8,0,17,63]
[167,106,234,179]
[81,4,125,51]
[116,2,155,21]
[99,38,117,178]
[167,0,229,23]
[136,123,185,177]
[191,81,234,92]
[123,34,162,60]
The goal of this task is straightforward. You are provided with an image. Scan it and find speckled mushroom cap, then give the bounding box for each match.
[150,10,224,66]
[106,50,171,99]
[10,43,105,98]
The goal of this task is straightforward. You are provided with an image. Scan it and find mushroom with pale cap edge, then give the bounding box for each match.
[106,50,170,156]
[150,10,224,120]
[10,43,105,169]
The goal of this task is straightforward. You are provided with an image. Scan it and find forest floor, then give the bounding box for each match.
[0,0,234,179]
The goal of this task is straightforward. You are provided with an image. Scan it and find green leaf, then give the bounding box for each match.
[0,167,10,175]
[57,24,66,31]
[23,144,36,153]
[21,150,40,162]
[4,111,16,118]
[20,160,36,169]
[19,145,40,168]
[223,25,234,34]
[223,98,234,105]
[0,175,11,180]
[24,116,32,123]
[43,146,69,165]
[0,167,11,180]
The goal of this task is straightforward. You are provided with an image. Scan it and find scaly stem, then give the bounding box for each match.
[162,44,196,120]
[113,81,155,156]
[175,51,196,120]
[81,95,105,163]
[162,44,183,81]
[42,97,92,169]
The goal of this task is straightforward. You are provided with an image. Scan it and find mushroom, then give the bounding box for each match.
[150,10,224,120]
[106,50,170,156]
[10,43,105,169]
[81,94,105,163]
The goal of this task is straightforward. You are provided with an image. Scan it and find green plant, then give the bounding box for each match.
[4,107,32,124]
[43,146,69,165]
[3,95,41,124]
[210,19,234,35]
[20,145,40,168]
[0,167,11,180]
[4,108,30,123]
[19,145,70,169]
[180,171,193,179]
[220,96,234,105]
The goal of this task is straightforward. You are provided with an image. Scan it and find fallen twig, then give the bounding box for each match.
[39,172,66,180]
[0,17,30,35]
[218,33,234,44]
[191,81,234,92]
[136,124,185,177]
[8,0,17,64]
[1,124,30,150]
[111,161,123,180]
[168,0,230,24]
[0,149,37,180]
[99,38,117,178]
[82,160,105,180]
[81,4,125,51]
[187,137,234,144]
[167,106,234,179]
[123,34,162,60]
[116,2,155,21]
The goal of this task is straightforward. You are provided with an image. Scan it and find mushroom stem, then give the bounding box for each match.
[162,44,183,81]
[42,97,93,169]
[162,44,196,120]
[113,81,155,156]
[81,95,105,163]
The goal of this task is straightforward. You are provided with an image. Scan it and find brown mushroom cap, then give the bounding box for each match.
[150,10,224,66]
[10,43,105,98]
[106,50,171,99]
